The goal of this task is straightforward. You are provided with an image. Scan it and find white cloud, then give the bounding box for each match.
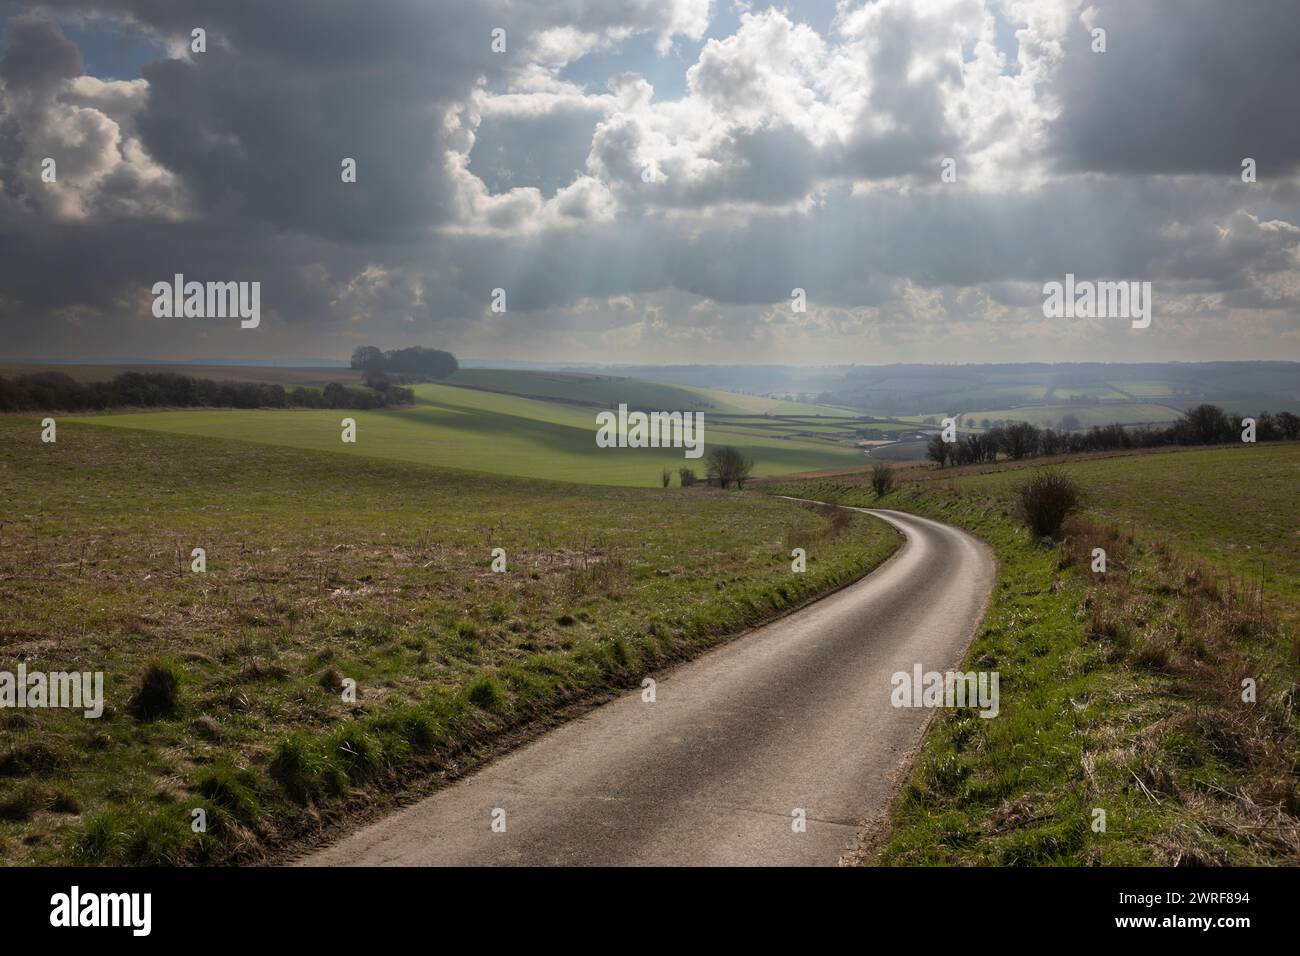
[1,56,186,219]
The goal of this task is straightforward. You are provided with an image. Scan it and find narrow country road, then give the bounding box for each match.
[299,507,996,867]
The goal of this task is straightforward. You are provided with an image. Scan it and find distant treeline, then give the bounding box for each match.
[928,403,1300,467]
[350,345,458,379]
[0,371,414,412]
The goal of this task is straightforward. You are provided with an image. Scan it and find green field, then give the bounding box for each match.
[66,380,876,486]
[770,442,1300,865]
[446,368,854,416]
[1046,386,1128,401]
[1108,380,1180,398]
[0,414,899,864]
[918,444,1300,609]
[863,438,931,461]
[929,385,1050,407]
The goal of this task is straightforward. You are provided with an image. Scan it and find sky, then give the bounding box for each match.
[1,0,1298,366]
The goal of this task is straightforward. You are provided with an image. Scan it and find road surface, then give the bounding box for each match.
[300,506,996,866]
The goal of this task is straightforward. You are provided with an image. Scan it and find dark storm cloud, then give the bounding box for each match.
[0,12,81,89]
[0,15,79,206]
[0,0,538,355]
[1049,0,1300,176]
[50,0,509,239]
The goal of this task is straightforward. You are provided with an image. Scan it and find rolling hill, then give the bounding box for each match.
[67,379,871,486]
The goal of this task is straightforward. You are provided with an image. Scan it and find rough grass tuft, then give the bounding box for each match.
[466,674,504,712]
[1014,468,1082,540]
[269,736,326,804]
[129,659,184,721]
[0,782,49,821]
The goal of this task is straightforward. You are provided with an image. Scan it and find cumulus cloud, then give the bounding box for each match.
[0,14,184,219]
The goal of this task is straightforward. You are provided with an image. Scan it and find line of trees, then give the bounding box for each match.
[0,371,414,412]
[350,346,458,380]
[926,404,1300,467]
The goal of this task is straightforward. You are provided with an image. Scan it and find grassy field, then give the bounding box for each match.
[909,444,1300,609]
[769,442,1300,865]
[67,381,875,486]
[1,362,854,418]
[0,414,899,864]
[445,368,854,416]
[863,438,930,461]
[1045,386,1128,402]
[1108,380,1184,398]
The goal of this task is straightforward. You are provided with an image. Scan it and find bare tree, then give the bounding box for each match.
[925,434,950,467]
[999,422,1041,460]
[704,446,754,489]
[732,452,755,489]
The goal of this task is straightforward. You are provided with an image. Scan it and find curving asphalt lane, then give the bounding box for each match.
[300,506,996,867]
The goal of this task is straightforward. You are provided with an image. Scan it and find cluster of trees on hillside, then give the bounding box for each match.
[665,450,754,489]
[926,404,1300,467]
[0,371,413,412]
[350,346,458,380]
[705,446,755,489]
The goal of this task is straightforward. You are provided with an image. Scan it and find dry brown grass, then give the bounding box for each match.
[1066,515,1300,862]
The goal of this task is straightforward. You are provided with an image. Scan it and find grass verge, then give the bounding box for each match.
[768,468,1299,865]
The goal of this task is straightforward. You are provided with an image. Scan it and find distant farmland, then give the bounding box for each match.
[444,368,857,417]
[67,378,879,486]
[39,361,1286,476]
[942,402,1183,428]
[806,361,1300,420]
